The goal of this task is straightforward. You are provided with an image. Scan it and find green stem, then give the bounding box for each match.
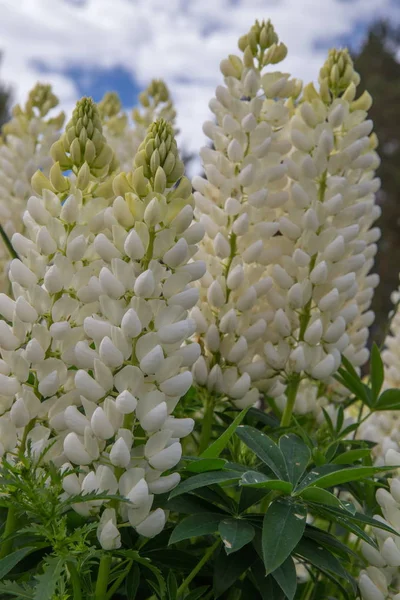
[142,228,155,271]
[67,561,82,600]
[280,376,301,427]
[95,554,112,600]
[0,224,19,260]
[198,393,215,454]
[225,232,237,302]
[0,506,17,559]
[177,539,220,597]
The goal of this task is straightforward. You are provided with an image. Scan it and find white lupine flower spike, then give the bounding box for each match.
[0,102,196,544]
[192,20,301,434]
[0,84,64,291]
[191,24,380,437]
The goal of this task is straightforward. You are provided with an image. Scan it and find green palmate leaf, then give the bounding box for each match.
[168,470,242,499]
[33,558,63,600]
[248,407,280,428]
[294,464,344,492]
[213,545,258,598]
[201,407,250,459]
[297,464,394,492]
[186,458,226,473]
[262,499,307,574]
[236,426,288,479]
[295,537,356,593]
[316,505,399,537]
[239,486,268,513]
[240,471,293,494]
[166,493,228,516]
[312,506,380,550]
[370,343,384,402]
[299,487,353,510]
[0,546,35,579]
[374,388,400,411]
[332,448,372,464]
[279,434,311,485]
[304,526,360,561]
[218,518,255,555]
[271,556,297,600]
[169,513,223,544]
[192,485,237,513]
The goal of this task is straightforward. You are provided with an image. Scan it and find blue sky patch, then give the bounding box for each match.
[33,61,141,107]
[313,19,372,53]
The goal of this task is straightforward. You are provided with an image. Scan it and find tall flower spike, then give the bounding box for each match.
[258,46,380,423]
[0,97,119,462]
[0,83,64,291]
[191,20,302,409]
[61,117,201,540]
[0,115,202,542]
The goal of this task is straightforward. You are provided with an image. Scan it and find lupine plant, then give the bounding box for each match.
[0,17,399,600]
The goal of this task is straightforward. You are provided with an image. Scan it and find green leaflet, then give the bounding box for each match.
[218,518,255,555]
[236,426,288,479]
[168,470,242,499]
[169,513,223,545]
[201,408,250,459]
[262,499,307,575]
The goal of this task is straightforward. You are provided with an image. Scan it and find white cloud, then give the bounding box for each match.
[0,0,398,159]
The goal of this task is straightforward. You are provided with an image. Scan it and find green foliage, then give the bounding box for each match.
[0,351,396,599]
[165,413,395,599]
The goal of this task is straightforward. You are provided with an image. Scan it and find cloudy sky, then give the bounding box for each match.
[0,0,398,160]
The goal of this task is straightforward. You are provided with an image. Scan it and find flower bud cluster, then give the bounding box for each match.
[191,20,302,407]
[99,80,177,173]
[0,106,201,546]
[359,451,400,600]
[50,96,119,184]
[0,84,64,290]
